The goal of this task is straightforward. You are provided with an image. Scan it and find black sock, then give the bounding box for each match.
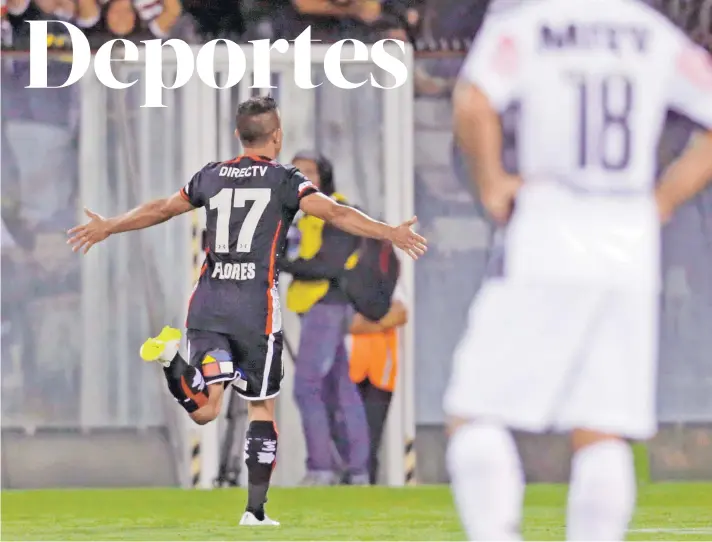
[244,420,278,520]
[163,353,209,413]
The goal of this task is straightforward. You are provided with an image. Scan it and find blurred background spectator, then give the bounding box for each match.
[235,0,422,42]
[181,0,243,40]
[347,297,408,484]
[5,0,195,47]
[281,152,370,486]
[79,0,186,41]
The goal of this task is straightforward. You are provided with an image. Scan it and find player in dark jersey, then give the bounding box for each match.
[67,95,427,526]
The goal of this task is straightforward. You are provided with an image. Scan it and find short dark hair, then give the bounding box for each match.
[292,151,336,196]
[235,95,280,146]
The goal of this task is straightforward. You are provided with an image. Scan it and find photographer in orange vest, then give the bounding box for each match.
[348,296,408,485]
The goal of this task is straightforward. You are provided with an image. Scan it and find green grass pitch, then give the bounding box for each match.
[2,483,712,540]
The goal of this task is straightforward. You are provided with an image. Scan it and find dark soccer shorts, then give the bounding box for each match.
[186,328,284,400]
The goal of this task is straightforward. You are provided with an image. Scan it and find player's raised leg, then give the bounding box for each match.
[140,326,227,425]
[140,327,216,423]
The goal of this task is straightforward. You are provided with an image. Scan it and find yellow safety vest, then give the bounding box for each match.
[286,193,359,314]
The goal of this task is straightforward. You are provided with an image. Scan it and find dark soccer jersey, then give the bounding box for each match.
[180,155,319,336]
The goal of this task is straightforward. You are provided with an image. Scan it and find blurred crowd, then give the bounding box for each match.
[2,0,709,58]
[0,0,498,51]
[3,0,710,54]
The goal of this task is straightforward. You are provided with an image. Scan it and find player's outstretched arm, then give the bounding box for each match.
[67,192,194,254]
[299,192,427,260]
[656,131,712,223]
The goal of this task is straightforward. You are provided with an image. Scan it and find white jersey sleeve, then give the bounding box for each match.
[667,34,712,130]
[459,14,527,112]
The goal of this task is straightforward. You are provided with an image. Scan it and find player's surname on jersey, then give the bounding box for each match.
[541,22,649,51]
[212,261,256,281]
[3,0,712,541]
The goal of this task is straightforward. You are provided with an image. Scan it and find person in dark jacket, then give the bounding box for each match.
[281,152,370,485]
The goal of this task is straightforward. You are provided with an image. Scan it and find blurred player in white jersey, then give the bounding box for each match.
[444,0,712,540]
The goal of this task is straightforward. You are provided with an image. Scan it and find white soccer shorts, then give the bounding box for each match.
[443,279,659,440]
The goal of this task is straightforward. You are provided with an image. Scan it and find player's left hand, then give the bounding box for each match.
[390,216,428,260]
[481,174,522,224]
[66,208,111,254]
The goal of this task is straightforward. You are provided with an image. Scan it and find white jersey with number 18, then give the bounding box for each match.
[460,0,712,289]
[462,0,712,192]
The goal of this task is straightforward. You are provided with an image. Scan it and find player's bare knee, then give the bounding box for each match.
[189,383,225,425]
[571,428,625,452]
[190,413,209,425]
[190,406,218,425]
[248,398,275,422]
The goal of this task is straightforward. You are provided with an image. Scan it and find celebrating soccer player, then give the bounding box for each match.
[67,95,427,526]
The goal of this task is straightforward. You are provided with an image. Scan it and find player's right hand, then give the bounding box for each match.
[481,174,523,224]
[655,193,674,224]
[66,208,111,254]
[390,216,427,260]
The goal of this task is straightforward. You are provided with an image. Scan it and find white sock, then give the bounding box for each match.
[566,439,636,541]
[446,423,524,541]
[160,341,180,366]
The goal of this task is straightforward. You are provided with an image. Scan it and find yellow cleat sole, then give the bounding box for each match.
[139,326,181,362]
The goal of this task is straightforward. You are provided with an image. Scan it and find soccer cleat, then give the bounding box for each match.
[239,511,280,526]
[139,326,181,366]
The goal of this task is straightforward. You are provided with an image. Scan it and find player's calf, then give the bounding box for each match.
[162,353,213,420]
[241,399,280,525]
[446,418,524,540]
[566,429,636,541]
